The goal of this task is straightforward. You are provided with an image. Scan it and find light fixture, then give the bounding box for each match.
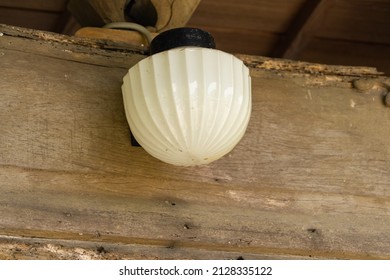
[121,27,251,166]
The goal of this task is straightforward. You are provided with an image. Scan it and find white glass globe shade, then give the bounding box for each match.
[122,47,251,166]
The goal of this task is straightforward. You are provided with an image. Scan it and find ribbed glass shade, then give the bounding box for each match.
[122,47,251,166]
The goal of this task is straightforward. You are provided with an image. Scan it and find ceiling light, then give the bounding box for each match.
[122,27,251,166]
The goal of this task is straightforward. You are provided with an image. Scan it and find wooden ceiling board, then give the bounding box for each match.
[0,0,68,12]
[0,7,61,32]
[188,0,306,33]
[316,0,390,44]
[193,25,280,55]
[298,38,390,75]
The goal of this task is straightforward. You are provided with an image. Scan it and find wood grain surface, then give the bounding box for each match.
[1,24,390,259]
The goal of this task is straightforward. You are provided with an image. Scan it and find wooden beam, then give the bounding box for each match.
[1,24,390,260]
[272,0,333,59]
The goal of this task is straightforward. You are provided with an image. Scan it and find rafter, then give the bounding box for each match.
[272,0,333,59]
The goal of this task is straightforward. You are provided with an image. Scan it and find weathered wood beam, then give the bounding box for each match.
[272,0,333,59]
[1,24,390,260]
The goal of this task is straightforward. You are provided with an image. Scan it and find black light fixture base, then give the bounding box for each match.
[150,27,216,55]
